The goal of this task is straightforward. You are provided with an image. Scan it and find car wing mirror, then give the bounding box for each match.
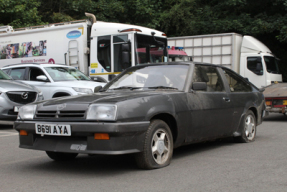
[192,82,207,91]
[94,86,103,93]
[36,75,48,81]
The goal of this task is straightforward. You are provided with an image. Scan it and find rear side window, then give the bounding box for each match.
[10,68,25,80]
[192,65,225,92]
[98,35,111,72]
[222,69,252,92]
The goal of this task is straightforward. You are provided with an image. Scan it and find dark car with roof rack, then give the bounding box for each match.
[14,61,265,169]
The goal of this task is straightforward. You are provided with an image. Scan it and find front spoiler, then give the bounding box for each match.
[14,121,150,155]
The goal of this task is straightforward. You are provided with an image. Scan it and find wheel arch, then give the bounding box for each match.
[150,113,178,143]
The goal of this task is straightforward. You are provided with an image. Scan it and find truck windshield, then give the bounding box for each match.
[0,70,12,80]
[45,67,91,81]
[135,34,167,64]
[264,56,280,74]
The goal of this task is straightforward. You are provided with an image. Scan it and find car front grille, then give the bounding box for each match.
[6,91,37,104]
[35,110,86,119]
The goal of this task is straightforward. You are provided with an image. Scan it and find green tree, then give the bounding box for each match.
[0,0,45,28]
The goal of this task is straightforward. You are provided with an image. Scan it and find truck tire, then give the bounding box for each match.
[235,110,257,143]
[135,120,173,169]
[46,151,78,161]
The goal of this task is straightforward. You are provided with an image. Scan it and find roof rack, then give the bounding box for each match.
[14,19,89,32]
[0,26,14,34]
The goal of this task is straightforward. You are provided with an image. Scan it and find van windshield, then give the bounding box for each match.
[264,56,280,74]
[45,67,90,81]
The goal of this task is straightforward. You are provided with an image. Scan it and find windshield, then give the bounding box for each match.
[104,64,189,91]
[44,67,91,81]
[0,70,12,80]
[264,56,280,74]
[135,34,167,64]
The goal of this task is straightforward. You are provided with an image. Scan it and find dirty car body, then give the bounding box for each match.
[14,62,265,169]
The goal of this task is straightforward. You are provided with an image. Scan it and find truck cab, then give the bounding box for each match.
[239,36,282,88]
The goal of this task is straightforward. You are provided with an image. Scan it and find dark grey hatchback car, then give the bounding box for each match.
[14,62,265,169]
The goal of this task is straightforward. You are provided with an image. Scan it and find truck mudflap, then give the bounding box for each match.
[264,83,287,114]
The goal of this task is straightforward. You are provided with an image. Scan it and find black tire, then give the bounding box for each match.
[46,151,78,161]
[235,110,257,143]
[135,120,173,170]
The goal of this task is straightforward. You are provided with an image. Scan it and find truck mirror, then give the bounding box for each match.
[121,43,131,69]
[192,82,207,91]
[255,63,263,75]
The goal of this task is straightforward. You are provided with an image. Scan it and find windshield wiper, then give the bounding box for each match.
[109,86,142,90]
[147,86,178,90]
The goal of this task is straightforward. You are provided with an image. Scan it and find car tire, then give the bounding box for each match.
[235,110,257,143]
[135,120,173,170]
[46,151,78,161]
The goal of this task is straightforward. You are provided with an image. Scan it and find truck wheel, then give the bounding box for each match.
[135,120,173,169]
[235,110,257,143]
[46,151,78,161]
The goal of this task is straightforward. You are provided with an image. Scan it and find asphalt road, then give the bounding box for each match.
[0,114,286,192]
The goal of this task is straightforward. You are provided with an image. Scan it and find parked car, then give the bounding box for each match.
[0,69,44,125]
[14,62,265,169]
[2,63,106,99]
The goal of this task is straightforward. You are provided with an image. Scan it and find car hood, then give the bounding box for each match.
[41,90,176,106]
[51,80,106,89]
[0,80,38,92]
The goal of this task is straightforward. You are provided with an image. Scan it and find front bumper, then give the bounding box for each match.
[14,121,150,155]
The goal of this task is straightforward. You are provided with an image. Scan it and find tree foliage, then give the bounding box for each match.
[0,0,287,80]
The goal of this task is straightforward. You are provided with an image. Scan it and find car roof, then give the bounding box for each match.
[2,63,73,69]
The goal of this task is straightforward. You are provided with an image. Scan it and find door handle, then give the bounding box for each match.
[223,97,230,102]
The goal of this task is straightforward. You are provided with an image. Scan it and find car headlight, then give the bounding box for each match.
[17,105,37,120]
[38,91,44,100]
[73,87,93,94]
[86,104,117,121]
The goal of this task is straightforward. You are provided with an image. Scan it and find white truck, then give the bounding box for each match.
[168,33,286,115]
[168,33,282,88]
[0,13,169,82]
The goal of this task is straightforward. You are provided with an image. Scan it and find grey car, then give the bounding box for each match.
[0,69,44,125]
[14,62,265,169]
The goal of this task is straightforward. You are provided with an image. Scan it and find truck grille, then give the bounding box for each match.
[6,91,37,104]
[35,110,86,119]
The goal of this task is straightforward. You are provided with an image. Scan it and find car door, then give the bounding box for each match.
[186,65,234,142]
[21,67,52,99]
[221,68,255,131]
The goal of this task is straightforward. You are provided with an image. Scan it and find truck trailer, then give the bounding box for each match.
[168,33,286,115]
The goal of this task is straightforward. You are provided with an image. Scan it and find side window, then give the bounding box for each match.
[192,65,225,92]
[222,69,252,92]
[29,67,46,81]
[98,35,111,72]
[247,57,263,75]
[10,68,26,80]
[2,69,9,74]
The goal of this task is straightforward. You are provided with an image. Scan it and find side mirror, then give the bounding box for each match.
[192,82,207,91]
[121,43,131,69]
[255,63,263,75]
[94,86,103,93]
[36,75,48,81]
